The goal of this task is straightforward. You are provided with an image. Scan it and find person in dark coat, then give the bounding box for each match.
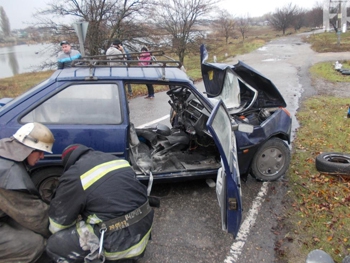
[46,144,154,263]
[0,122,55,263]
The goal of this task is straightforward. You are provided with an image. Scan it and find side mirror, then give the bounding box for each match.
[232,123,254,133]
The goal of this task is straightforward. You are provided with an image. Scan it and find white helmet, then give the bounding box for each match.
[13,122,55,153]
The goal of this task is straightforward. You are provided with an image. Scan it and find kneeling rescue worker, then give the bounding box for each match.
[46,144,154,263]
[0,122,55,262]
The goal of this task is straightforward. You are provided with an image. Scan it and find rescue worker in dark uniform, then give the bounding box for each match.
[46,144,154,263]
[0,122,55,263]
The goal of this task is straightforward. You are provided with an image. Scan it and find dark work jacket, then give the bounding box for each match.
[0,138,49,237]
[48,149,153,256]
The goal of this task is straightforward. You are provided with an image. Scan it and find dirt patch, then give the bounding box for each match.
[274,193,307,263]
[312,77,350,97]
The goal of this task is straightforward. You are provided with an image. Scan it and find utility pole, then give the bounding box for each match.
[324,0,349,32]
[337,1,341,45]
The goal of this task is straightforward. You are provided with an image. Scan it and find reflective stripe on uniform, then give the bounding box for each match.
[80,160,130,190]
[49,217,76,234]
[86,214,103,224]
[104,226,152,260]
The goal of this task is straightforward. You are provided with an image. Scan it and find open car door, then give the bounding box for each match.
[207,99,242,237]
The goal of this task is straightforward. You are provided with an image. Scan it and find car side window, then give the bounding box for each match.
[21,83,122,124]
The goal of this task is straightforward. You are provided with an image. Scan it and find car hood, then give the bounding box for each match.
[200,45,286,108]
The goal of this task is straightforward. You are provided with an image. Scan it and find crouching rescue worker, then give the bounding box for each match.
[0,122,55,262]
[46,144,154,263]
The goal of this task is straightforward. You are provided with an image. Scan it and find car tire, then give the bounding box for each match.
[31,167,63,203]
[315,152,350,174]
[251,138,290,181]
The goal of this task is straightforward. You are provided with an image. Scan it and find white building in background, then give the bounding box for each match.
[323,0,350,32]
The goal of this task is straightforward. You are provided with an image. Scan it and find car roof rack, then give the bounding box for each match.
[71,50,184,81]
[71,50,182,68]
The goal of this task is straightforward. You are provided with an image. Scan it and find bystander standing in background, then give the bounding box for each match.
[57,41,81,69]
[106,39,133,96]
[138,46,155,99]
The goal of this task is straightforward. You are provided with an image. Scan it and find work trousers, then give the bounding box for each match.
[46,226,144,263]
[0,218,46,263]
[46,214,153,263]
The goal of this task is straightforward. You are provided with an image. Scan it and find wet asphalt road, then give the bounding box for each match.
[129,32,350,263]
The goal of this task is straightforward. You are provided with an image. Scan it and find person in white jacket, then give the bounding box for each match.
[106,39,125,66]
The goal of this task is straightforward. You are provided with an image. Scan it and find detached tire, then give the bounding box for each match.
[31,167,63,203]
[251,138,290,181]
[315,152,350,174]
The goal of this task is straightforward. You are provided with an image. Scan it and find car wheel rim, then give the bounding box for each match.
[39,177,59,203]
[256,147,285,176]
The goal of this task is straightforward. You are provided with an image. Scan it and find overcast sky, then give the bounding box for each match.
[1,0,320,30]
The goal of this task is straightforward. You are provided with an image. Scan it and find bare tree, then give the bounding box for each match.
[329,16,339,32]
[236,15,251,42]
[268,3,297,35]
[148,0,217,64]
[34,0,148,55]
[305,2,323,28]
[292,7,306,32]
[0,6,11,37]
[216,9,235,44]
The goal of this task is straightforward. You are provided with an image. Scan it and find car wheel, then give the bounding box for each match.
[315,152,350,174]
[31,167,63,203]
[251,138,290,181]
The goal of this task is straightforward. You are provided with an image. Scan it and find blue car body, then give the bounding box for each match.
[0,46,292,236]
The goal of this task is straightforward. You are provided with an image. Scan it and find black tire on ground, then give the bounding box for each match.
[31,167,63,203]
[250,138,290,181]
[315,152,350,174]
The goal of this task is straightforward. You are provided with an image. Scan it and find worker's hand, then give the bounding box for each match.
[117,45,124,52]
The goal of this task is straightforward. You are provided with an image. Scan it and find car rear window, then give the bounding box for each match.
[21,83,122,124]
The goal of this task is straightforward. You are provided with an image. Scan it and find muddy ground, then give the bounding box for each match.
[275,75,350,263]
